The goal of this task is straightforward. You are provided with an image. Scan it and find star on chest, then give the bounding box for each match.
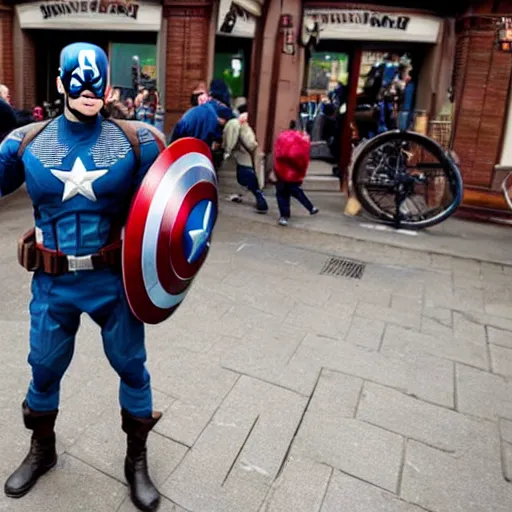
[51,157,108,202]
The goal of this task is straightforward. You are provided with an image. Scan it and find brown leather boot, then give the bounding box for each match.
[122,409,162,512]
[4,401,58,498]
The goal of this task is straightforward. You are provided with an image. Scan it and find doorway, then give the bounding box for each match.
[213,35,252,100]
[30,29,157,105]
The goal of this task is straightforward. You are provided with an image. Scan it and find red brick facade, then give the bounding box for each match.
[163,0,212,133]
[0,3,14,91]
[452,17,512,189]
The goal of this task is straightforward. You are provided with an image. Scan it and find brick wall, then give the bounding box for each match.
[452,17,512,188]
[0,5,14,92]
[163,0,212,133]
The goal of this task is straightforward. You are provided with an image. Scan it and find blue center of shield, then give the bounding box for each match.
[184,200,215,264]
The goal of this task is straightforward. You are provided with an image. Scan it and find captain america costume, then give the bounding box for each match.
[0,42,168,512]
[0,115,160,416]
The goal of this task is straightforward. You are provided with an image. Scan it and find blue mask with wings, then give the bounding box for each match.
[59,42,109,99]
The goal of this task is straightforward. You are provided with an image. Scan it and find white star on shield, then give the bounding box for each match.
[51,157,108,202]
[187,201,213,263]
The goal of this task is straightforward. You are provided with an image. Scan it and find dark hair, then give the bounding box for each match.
[237,103,248,114]
[289,120,297,130]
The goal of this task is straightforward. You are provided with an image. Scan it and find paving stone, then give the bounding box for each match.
[293,370,403,493]
[381,323,489,371]
[285,303,352,339]
[321,470,425,512]
[501,418,512,444]
[420,316,453,339]
[260,455,332,512]
[118,495,188,512]
[357,382,487,454]
[502,442,512,482]
[161,376,307,512]
[0,453,126,512]
[278,276,332,308]
[489,326,512,349]
[289,333,453,407]
[328,280,393,307]
[452,258,482,276]
[486,303,512,319]
[391,294,423,315]
[456,364,512,420]
[491,344,512,378]
[67,391,184,488]
[150,350,239,447]
[401,431,512,512]
[430,254,453,270]
[219,324,307,385]
[356,302,421,330]
[345,315,385,350]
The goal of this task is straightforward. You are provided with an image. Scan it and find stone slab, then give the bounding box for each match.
[456,364,512,421]
[161,376,307,512]
[260,456,332,512]
[118,496,189,512]
[356,302,421,330]
[402,431,512,512]
[491,344,512,378]
[381,323,489,371]
[293,370,403,493]
[321,470,426,512]
[489,326,512,350]
[357,382,487,454]
[345,315,385,350]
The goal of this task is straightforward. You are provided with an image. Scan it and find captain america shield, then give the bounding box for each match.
[122,137,218,325]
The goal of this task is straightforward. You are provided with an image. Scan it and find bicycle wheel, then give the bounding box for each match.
[351,130,463,230]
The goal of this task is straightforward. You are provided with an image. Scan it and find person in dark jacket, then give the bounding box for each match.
[0,96,18,142]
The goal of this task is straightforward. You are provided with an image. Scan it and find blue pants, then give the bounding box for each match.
[275,181,314,218]
[27,269,152,418]
[237,164,268,211]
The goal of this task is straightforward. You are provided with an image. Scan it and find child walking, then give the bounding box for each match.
[273,121,318,226]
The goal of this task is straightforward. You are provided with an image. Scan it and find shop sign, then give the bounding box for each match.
[40,0,140,20]
[302,9,441,45]
[217,0,262,39]
[17,0,162,31]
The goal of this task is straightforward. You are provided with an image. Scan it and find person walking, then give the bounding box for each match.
[273,121,318,226]
[223,103,268,213]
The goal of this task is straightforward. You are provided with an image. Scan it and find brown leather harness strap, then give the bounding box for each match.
[17,120,52,158]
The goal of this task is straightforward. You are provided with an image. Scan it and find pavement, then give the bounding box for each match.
[1,188,512,511]
[218,183,512,266]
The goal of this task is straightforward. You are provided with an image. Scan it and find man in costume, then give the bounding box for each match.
[0,42,166,512]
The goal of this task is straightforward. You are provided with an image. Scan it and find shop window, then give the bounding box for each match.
[499,91,512,168]
[306,52,349,94]
[110,42,157,92]
[213,52,245,98]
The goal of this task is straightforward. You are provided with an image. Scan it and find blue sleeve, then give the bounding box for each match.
[0,129,26,197]
[133,126,162,191]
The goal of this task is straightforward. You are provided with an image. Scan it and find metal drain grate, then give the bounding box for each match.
[320,257,366,279]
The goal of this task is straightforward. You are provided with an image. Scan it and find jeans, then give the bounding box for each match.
[237,164,268,211]
[275,181,314,218]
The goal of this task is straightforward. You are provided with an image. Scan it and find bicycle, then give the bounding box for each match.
[349,129,464,230]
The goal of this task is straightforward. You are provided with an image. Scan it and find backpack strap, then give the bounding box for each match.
[16,120,52,158]
[108,119,167,167]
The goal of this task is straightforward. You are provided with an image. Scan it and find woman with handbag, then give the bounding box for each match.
[222,103,268,213]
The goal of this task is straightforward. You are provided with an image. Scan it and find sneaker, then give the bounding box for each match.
[255,192,269,214]
[310,207,319,215]
[229,194,243,203]
[278,217,288,226]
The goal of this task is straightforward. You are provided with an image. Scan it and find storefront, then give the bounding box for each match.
[213,0,264,120]
[12,0,162,108]
[297,7,450,183]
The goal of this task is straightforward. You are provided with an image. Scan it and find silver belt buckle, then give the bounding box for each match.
[67,255,94,272]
